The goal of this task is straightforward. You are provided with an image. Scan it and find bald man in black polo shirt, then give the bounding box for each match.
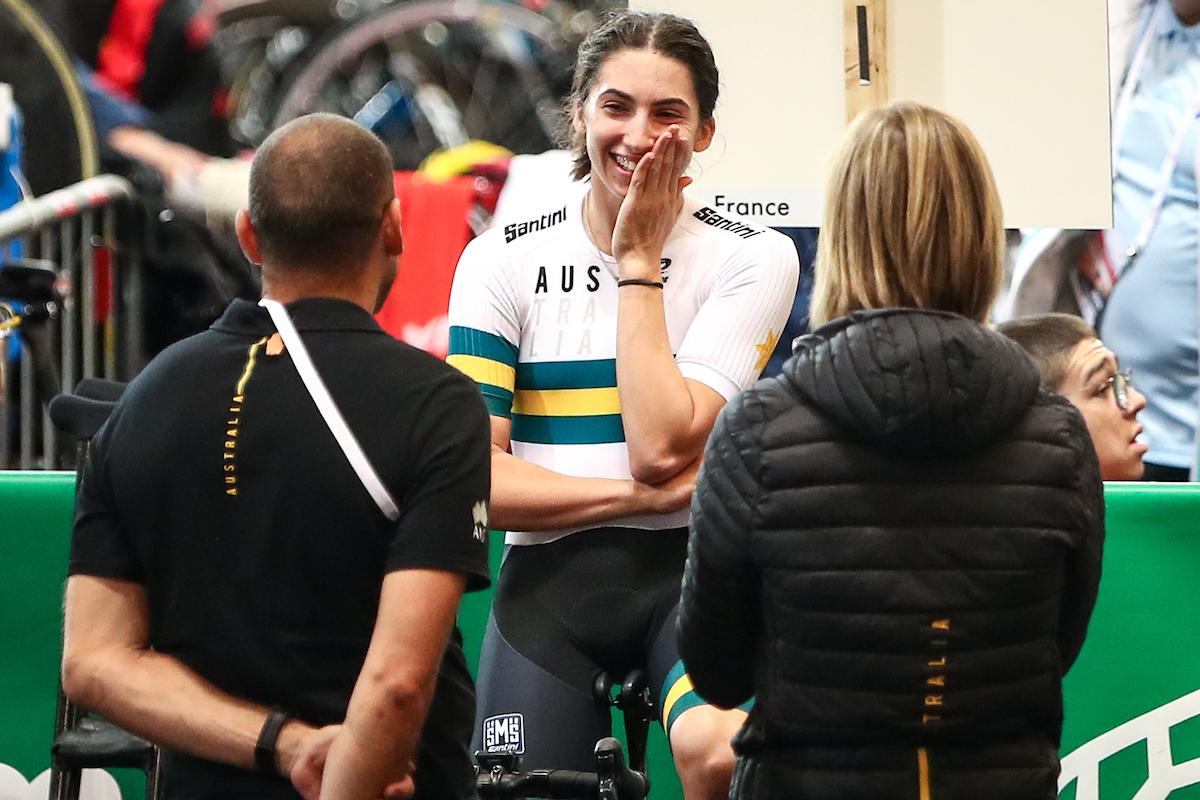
[61,114,491,800]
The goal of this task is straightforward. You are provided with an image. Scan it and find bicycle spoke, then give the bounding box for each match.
[268,0,566,166]
[464,39,503,138]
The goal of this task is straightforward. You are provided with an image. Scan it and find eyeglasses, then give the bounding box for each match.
[1070,368,1134,411]
[1103,369,1135,411]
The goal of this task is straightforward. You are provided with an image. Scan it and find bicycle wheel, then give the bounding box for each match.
[217,0,337,28]
[218,15,316,146]
[0,0,98,194]
[271,0,572,170]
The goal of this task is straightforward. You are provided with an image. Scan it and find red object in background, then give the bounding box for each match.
[184,7,217,49]
[95,0,168,102]
[375,172,478,358]
[93,244,114,323]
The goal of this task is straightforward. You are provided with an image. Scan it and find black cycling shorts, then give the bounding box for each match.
[471,526,711,770]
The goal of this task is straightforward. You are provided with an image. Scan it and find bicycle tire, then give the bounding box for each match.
[216,0,337,28]
[271,0,569,169]
[215,0,357,146]
[218,15,316,146]
[0,0,98,193]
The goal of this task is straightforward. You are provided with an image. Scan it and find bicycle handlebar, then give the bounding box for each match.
[477,768,617,799]
[476,737,649,800]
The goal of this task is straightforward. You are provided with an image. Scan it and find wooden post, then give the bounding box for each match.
[844,0,889,123]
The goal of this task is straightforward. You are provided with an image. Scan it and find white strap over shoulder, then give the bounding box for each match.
[259,298,400,521]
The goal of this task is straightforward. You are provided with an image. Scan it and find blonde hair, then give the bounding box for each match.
[810,101,1005,326]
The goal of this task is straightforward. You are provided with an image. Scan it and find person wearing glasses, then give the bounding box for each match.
[1000,313,1148,481]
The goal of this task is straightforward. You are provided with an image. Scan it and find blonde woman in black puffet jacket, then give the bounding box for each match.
[677,102,1105,800]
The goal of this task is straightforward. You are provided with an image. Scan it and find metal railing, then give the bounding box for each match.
[0,174,140,469]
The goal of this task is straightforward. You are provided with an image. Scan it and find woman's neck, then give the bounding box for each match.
[583,188,619,256]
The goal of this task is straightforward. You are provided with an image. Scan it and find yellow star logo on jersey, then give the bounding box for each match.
[754,329,779,373]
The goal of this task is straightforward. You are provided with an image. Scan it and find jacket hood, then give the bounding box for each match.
[782,309,1041,455]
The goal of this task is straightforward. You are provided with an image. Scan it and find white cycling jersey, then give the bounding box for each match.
[448,190,799,545]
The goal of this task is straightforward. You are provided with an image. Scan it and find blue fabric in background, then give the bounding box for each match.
[1101,4,1200,471]
[763,227,818,378]
[1,90,25,385]
[75,60,152,138]
[1,91,24,236]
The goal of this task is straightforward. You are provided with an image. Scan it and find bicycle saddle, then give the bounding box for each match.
[48,379,127,440]
[0,259,59,304]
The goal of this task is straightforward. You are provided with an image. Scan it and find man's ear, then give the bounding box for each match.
[693,117,716,154]
[234,209,262,265]
[382,198,403,257]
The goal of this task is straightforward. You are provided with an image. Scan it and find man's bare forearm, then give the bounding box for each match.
[65,647,312,770]
[316,672,434,799]
[63,577,314,775]
[318,570,467,800]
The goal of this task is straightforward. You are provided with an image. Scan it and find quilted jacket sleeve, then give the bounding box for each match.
[1057,404,1106,671]
[676,388,765,709]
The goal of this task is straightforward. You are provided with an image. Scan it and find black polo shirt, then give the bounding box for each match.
[70,297,491,800]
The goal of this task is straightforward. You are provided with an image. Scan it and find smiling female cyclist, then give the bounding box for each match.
[447,11,799,798]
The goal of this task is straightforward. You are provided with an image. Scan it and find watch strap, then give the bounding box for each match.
[254,708,290,775]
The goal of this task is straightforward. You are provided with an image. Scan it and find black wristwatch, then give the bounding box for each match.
[254,708,291,774]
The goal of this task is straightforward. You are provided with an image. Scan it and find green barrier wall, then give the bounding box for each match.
[3,475,1197,800]
[1059,483,1200,800]
[0,471,78,794]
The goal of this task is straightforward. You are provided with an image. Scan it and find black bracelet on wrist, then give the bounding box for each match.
[254,708,291,775]
[616,278,664,289]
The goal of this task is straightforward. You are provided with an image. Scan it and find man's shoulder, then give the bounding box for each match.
[361,332,457,373]
[118,329,231,401]
[144,326,226,364]
[354,336,484,404]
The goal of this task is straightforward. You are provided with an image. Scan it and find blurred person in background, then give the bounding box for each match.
[71,0,235,190]
[66,0,256,359]
[1086,0,1199,480]
[1005,0,1200,481]
[1001,313,1148,481]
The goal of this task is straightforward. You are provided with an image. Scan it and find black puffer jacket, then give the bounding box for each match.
[678,309,1104,800]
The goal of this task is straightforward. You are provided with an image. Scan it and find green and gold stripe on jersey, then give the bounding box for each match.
[448,326,626,445]
[660,660,755,741]
[513,359,624,445]
[448,326,518,417]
